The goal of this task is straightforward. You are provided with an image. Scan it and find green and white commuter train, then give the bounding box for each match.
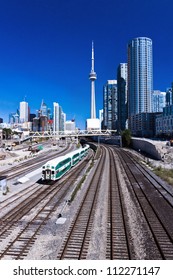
[42,144,90,181]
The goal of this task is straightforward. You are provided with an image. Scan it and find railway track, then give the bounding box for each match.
[0,144,71,179]
[106,147,130,259]
[115,147,173,259]
[125,150,173,206]
[0,183,42,212]
[57,146,106,259]
[1,142,173,260]
[0,156,91,259]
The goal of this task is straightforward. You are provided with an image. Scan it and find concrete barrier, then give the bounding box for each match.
[131,138,162,160]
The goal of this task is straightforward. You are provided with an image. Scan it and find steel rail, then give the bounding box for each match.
[115,148,173,259]
[106,147,130,259]
[57,146,106,259]
[0,156,91,259]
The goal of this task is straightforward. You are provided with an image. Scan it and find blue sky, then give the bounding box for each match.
[0,0,173,129]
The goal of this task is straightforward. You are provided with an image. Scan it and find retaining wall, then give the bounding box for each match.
[131,138,162,160]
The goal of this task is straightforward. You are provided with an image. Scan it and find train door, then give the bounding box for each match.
[45,169,51,180]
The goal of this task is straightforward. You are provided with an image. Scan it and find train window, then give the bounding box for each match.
[42,171,45,174]
[52,171,55,174]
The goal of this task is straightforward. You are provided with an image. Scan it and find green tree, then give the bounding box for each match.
[2,128,12,139]
[121,129,131,147]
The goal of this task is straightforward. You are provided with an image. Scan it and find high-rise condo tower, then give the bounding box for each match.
[128,37,153,117]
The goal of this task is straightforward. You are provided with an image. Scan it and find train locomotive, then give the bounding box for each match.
[42,144,90,181]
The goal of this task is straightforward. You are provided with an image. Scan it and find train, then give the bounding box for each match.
[42,144,90,181]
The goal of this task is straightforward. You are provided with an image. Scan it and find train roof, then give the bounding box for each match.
[43,155,69,167]
[43,148,84,167]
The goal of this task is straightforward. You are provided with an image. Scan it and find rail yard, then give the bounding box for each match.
[0,141,173,260]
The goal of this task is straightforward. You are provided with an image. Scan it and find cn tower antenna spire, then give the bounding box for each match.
[89,41,97,119]
[91,40,95,72]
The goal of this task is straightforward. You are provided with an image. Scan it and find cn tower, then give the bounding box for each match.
[89,41,97,119]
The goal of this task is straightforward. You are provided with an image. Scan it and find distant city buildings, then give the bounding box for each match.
[0,97,68,134]
[101,37,171,138]
[32,100,52,132]
[40,100,47,116]
[101,37,169,138]
[155,85,173,137]
[152,90,166,112]
[65,120,76,132]
[9,110,20,125]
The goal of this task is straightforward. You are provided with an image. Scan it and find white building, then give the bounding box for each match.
[65,120,76,133]
[99,109,103,129]
[86,118,100,131]
[53,102,66,133]
[61,112,66,132]
[20,101,28,123]
[53,102,60,133]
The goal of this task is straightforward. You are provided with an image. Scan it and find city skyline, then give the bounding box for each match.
[0,0,173,129]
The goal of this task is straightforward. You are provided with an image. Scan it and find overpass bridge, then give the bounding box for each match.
[29,130,117,138]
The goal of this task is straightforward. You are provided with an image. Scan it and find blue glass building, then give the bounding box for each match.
[103,80,118,130]
[117,63,128,131]
[128,37,153,136]
[128,37,153,118]
[152,90,166,112]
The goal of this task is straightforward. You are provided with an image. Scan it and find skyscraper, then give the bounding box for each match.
[40,99,47,116]
[53,102,65,133]
[53,102,60,133]
[128,37,153,119]
[103,80,118,130]
[19,101,28,123]
[89,41,97,119]
[117,63,128,131]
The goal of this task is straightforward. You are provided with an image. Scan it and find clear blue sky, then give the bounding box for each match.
[0,0,173,129]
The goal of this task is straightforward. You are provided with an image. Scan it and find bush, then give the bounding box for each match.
[153,167,173,187]
[121,129,132,147]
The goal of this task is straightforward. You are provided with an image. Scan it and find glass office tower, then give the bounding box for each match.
[128,37,153,118]
[117,63,128,131]
[103,80,118,130]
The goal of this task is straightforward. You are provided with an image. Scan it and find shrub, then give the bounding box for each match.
[121,129,132,147]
